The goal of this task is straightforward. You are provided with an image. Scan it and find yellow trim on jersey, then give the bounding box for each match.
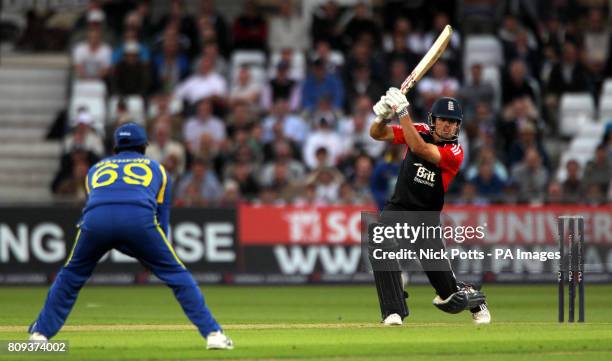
[85,174,90,194]
[155,224,185,269]
[65,229,82,266]
[157,165,168,204]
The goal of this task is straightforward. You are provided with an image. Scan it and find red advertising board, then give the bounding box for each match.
[239,205,612,246]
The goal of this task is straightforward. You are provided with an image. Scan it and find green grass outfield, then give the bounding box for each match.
[1,285,611,360]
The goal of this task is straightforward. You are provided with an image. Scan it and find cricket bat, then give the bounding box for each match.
[375,25,453,122]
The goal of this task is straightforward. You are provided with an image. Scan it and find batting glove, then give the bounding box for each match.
[385,87,410,117]
[373,95,394,123]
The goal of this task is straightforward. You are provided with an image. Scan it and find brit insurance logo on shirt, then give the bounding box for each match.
[413,162,435,187]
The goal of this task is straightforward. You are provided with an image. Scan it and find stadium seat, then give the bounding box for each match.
[108,95,145,125]
[463,35,503,74]
[598,93,612,121]
[72,79,107,98]
[559,93,595,136]
[601,78,612,95]
[230,50,267,69]
[555,152,592,182]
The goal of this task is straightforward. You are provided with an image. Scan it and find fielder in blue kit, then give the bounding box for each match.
[28,123,233,350]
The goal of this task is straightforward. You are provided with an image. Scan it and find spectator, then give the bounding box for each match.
[545,41,593,104]
[502,59,538,107]
[312,39,343,74]
[199,41,229,80]
[506,30,540,77]
[161,153,182,186]
[128,0,156,44]
[54,157,90,202]
[505,119,550,171]
[111,22,150,64]
[510,147,549,203]
[584,184,605,206]
[51,147,98,195]
[370,145,402,210]
[583,144,610,194]
[183,98,226,154]
[259,140,305,186]
[148,93,184,139]
[111,41,150,96]
[175,158,222,206]
[349,155,374,203]
[454,183,490,206]
[268,0,308,52]
[338,95,385,158]
[174,54,227,106]
[229,65,261,108]
[583,8,609,77]
[342,2,381,49]
[545,181,566,204]
[382,18,419,67]
[72,26,112,80]
[307,166,344,204]
[232,0,267,51]
[219,179,241,206]
[562,159,583,203]
[385,35,419,77]
[466,146,509,183]
[63,112,105,158]
[417,61,460,110]
[470,158,506,201]
[198,0,230,57]
[466,102,497,157]
[150,28,190,93]
[302,114,344,169]
[386,57,409,89]
[459,63,495,120]
[343,41,383,88]
[311,0,343,49]
[261,61,301,111]
[262,98,308,145]
[301,59,344,112]
[344,65,384,112]
[155,0,199,59]
[225,161,260,200]
[226,101,257,136]
[147,120,187,174]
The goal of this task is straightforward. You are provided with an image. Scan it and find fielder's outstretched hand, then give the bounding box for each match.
[373,95,394,123]
[385,87,410,116]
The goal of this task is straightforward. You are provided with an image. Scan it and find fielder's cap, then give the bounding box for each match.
[87,9,105,23]
[124,41,139,54]
[114,122,148,149]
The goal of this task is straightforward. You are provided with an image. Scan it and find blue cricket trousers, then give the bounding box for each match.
[30,205,221,339]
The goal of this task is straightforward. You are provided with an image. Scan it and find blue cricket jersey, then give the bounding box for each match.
[83,151,172,234]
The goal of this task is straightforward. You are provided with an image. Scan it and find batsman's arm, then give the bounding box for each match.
[369,120,395,141]
[397,112,441,165]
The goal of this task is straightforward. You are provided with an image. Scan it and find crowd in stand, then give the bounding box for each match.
[47,0,611,208]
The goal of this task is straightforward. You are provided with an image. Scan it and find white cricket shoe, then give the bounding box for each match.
[28,332,48,342]
[206,331,234,350]
[471,303,491,324]
[382,313,403,326]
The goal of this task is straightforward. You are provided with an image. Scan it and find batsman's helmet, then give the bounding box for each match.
[428,97,463,141]
[114,122,148,151]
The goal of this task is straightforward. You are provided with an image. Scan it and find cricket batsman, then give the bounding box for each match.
[368,87,491,325]
[28,123,233,350]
